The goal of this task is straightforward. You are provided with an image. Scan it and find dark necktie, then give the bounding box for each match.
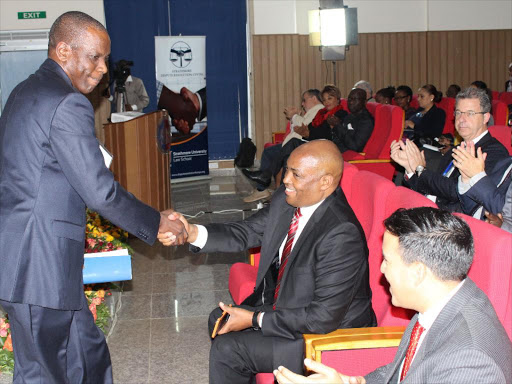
[273,208,302,310]
[400,320,426,381]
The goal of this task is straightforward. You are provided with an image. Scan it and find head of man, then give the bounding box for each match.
[283,140,343,208]
[347,88,367,114]
[455,87,491,142]
[354,80,373,101]
[48,11,110,94]
[301,89,322,112]
[381,207,473,313]
[320,85,341,111]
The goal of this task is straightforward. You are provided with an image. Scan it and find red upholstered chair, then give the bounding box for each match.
[491,90,500,102]
[488,125,512,155]
[340,98,348,111]
[303,212,512,377]
[264,121,291,149]
[436,97,455,136]
[492,100,509,126]
[499,91,512,106]
[343,104,404,180]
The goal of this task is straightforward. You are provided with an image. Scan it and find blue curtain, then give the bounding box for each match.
[104,0,248,160]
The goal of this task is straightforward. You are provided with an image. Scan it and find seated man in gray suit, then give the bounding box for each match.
[159,140,376,383]
[274,207,512,384]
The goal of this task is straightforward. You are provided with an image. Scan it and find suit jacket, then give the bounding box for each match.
[332,108,374,153]
[406,132,509,212]
[0,58,160,310]
[413,104,445,139]
[198,185,376,371]
[365,279,512,383]
[458,156,512,218]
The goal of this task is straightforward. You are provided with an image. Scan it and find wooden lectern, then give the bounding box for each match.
[103,110,171,211]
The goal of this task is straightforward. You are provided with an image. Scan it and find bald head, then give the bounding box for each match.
[283,140,343,207]
[49,11,107,53]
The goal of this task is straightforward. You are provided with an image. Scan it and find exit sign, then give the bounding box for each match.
[18,11,46,20]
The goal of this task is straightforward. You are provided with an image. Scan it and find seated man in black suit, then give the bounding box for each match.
[159,140,376,383]
[331,88,374,153]
[390,87,508,212]
[274,207,512,384]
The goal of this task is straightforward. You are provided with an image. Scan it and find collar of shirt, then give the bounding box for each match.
[465,130,488,146]
[418,278,466,331]
[126,75,133,83]
[278,198,325,262]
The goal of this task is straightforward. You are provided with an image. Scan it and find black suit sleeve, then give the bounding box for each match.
[197,87,207,120]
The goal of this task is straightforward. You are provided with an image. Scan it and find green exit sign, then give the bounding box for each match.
[18,11,46,20]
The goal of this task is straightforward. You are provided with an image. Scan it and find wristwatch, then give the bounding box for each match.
[252,311,261,329]
[415,165,425,177]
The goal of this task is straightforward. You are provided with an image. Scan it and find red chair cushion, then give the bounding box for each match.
[492,100,509,126]
[488,125,512,155]
[436,97,455,136]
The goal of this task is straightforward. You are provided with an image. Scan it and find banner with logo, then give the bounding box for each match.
[155,36,208,180]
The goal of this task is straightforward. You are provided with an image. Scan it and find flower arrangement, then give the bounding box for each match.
[84,284,113,334]
[85,209,132,254]
[0,317,14,374]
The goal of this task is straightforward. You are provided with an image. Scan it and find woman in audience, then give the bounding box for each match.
[294,84,347,141]
[446,84,461,98]
[394,85,416,120]
[404,84,445,143]
[375,86,395,105]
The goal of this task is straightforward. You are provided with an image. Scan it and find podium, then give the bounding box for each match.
[103,110,171,211]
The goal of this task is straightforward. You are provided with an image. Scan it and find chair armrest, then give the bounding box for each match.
[273,132,287,144]
[303,326,405,363]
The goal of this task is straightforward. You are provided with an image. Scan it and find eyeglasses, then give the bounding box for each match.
[394,95,408,100]
[454,110,486,118]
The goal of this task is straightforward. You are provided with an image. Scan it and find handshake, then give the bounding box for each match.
[157,209,196,246]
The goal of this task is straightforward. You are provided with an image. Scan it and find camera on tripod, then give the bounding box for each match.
[113,60,133,93]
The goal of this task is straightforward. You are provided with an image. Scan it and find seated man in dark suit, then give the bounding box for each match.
[391,87,509,212]
[451,142,512,222]
[159,140,376,383]
[274,207,512,384]
[331,88,374,153]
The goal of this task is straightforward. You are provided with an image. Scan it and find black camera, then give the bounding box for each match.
[113,60,133,91]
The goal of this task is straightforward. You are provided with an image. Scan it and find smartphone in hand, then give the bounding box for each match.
[211,305,232,338]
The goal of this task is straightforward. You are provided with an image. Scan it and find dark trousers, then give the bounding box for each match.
[208,306,275,384]
[0,294,112,384]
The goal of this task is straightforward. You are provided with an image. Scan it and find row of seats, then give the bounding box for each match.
[228,162,512,383]
[492,90,512,107]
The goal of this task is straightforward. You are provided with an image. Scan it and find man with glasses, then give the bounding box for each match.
[390,87,508,213]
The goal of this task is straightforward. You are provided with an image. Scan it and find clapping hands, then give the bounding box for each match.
[390,139,425,175]
[451,142,487,184]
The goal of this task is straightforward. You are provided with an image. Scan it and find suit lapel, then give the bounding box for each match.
[383,314,418,383]
[277,188,338,289]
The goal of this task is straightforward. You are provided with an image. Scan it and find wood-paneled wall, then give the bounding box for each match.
[251,30,512,156]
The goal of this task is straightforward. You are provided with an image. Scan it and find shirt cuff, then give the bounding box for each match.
[131,104,138,111]
[457,176,471,194]
[405,171,415,180]
[469,171,486,187]
[190,224,208,249]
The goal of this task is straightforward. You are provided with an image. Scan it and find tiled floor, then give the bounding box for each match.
[0,169,267,384]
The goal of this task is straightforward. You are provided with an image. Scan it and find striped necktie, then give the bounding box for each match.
[273,208,302,310]
[400,320,426,381]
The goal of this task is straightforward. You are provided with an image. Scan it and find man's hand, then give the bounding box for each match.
[404,139,426,174]
[326,115,341,128]
[180,87,200,115]
[452,142,487,183]
[404,120,415,129]
[216,302,253,335]
[390,140,413,174]
[157,209,188,246]
[294,124,309,138]
[274,359,365,384]
[172,118,191,135]
[284,106,299,120]
[485,211,504,228]
[124,104,133,112]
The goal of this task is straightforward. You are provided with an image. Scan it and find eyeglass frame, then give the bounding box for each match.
[454,110,487,118]
[393,95,408,100]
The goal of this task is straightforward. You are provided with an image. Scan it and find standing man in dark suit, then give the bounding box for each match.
[274,207,512,384]
[0,11,186,383]
[391,87,508,212]
[159,140,376,383]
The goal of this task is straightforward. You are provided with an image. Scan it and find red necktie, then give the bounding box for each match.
[400,320,426,381]
[273,208,302,310]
